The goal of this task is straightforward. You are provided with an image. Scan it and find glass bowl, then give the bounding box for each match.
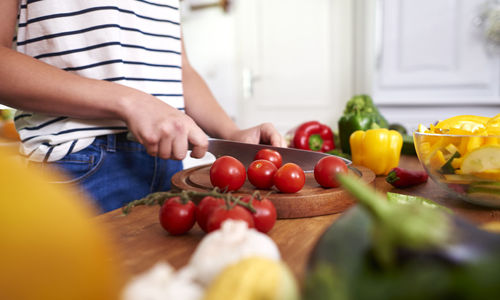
[414,132,500,208]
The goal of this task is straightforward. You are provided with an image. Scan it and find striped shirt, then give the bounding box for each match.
[14,0,184,162]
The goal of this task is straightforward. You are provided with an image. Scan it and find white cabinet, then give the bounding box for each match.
[372,0,500,130]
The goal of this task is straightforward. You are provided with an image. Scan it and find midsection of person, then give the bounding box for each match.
[15,0,184,163]
[14,0,185,213]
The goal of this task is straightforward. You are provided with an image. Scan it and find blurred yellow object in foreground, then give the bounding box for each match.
[0,120,20,141]
[204,256,299,300]
[0,148,123,300]
[482,221,500,233]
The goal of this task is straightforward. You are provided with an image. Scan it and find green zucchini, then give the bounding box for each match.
[401,134,417,156]
[304,176,500,300]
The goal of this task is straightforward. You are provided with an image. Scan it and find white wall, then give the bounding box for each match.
[181,1,500,138]
[181,5,239,121]
[181,0,356,134]
[181,4,237,168]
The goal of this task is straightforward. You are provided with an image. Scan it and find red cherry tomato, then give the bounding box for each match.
[274,163,305,193]
[210,156,246,191]
[206,205,255,232]
[247,159,277,189]
[254,149,283,168]
[159,196,196,235]
[241,196,277,233]
[196,196,225,233]
[314,156,348,188]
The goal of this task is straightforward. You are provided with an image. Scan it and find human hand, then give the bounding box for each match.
[227,122,287,148]
[121,94,208,160]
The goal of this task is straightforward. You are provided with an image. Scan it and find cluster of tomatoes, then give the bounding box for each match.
[158,194,276,236]
[210,148,349,193]
[210,149,308,193]
[158,149,348,236]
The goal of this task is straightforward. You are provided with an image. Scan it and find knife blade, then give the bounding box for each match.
[204,138,351,172]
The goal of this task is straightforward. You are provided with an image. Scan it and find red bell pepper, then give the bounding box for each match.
[292,121,335,152]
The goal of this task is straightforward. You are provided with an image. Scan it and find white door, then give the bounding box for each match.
[233,0,355,134]
[372,0,500,131]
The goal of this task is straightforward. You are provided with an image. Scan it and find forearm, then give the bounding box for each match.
[0,47,140,120]
[182,62,239,139]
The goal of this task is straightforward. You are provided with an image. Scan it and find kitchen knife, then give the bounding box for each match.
[203,138,351,172]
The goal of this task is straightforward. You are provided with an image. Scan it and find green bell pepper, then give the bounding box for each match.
[338,94,389,154]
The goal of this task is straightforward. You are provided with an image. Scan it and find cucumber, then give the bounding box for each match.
[401,134,417,156]
[443,174,492,184]
[469,181,500,190]
[465,186,500,208]
[440,152,461,174]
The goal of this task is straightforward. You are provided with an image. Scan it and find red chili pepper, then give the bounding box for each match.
[386,167,429,188]
[292,121,335,152]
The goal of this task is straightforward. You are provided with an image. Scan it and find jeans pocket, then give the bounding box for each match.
[49,144,105,184]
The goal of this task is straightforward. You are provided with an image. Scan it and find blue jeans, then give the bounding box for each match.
[34,133,183,213]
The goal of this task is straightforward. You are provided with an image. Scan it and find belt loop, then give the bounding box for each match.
[106,134,116,152]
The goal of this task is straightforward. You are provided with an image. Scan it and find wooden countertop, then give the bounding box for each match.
[95,156,500,283]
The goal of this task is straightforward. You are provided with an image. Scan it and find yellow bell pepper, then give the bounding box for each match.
[350,128,403,175]
[429,150,446,169]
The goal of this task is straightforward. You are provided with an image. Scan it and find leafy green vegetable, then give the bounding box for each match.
[338,94,389,154]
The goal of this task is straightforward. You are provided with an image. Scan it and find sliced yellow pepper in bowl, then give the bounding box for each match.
[417,114,500,171]
[350,128,403,175]
[434,115,490,135]
[414,114,500,208]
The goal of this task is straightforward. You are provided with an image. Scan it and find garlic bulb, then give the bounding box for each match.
[188,220,281,286]
[122,262,203,300]
[122,220,281,299]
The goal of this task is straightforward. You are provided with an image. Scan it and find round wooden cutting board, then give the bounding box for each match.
[171,164,375,219]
